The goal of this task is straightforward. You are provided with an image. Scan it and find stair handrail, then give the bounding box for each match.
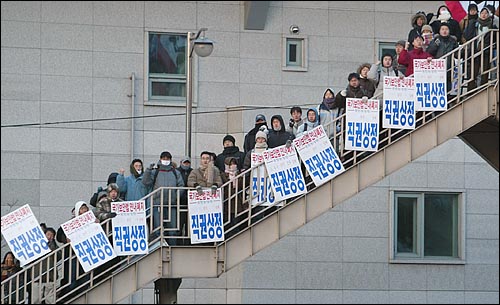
[2,29,497,305]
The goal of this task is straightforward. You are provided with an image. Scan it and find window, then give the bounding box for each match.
[378,41,396,62]
[147,32,187,103]
[391,192,464,262]
[282,36,308,71]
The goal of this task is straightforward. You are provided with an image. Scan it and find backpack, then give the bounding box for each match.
[151,167,179,188]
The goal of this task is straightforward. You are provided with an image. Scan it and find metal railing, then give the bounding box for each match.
[1,29,498,304]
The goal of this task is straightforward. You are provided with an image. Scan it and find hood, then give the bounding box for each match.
[130,159,143,177]
[411,12,427,27]
[323,88,335,99]
[74,201,88,216]
[107,172,118,185]
[270,115,286,132]
[306,108,319,124]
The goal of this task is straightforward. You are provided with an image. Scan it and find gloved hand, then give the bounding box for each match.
[285,139,292,148]
[340,89,347,97]
[211,185,217,195]
[289,119,295,128]
[362,96,368,103]
[108,212,117,218]
[196,185,203,195]
[148,162,156,170]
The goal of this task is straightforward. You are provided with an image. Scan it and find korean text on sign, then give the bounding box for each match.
[293,125,345,187]
[61,211,117,272]
[262,144,307,202]
[111,201,148,255]
[251,152,280,206]
[188,189,225,244]
[382,76,416,130]
[345,98,380,152]
[414,58,447,111]
[1,204,51,266]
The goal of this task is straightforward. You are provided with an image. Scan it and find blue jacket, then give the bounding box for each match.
[116,173,149,201]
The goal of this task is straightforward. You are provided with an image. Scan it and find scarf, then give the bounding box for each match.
[225,164,239,188]
[323,98,335,109]
[478,18,492,32]
[254,142,268,154]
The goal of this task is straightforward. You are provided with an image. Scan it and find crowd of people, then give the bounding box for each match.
[2,3,498,304]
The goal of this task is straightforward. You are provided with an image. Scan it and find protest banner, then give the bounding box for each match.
[414,58,447,111]
[61,211,117,273]
[262,144,307,202]
[188,189,224,244]
[293,125,345,187]
[111,201,148,255]
[1,204,50,266]
[382,76,416,129]
[345,98,380,152]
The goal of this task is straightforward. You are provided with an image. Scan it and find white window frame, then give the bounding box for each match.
[377,41,396,63]
[282,35,308,72]
[144,30,198,107]
[389,191,466,264]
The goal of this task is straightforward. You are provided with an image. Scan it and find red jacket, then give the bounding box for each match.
[398,48,433,76]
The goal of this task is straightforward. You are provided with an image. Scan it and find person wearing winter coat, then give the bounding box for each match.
[296,108,320,137]
[215,135,246,173]
[427,22,459,93]
[463,7,498,90]
[244,114,268,153]
[407,11,428,51]
[142,151,185,244]
[430,5,462,43]
[116,159,149,201]
[398,35,434,77]
[368,53,399,100]
[267,115,295,149]
[317,88,343,140]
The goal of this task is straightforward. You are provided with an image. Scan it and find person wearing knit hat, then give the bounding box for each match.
[464,5,497,91]
[347,72,360,82]
[222,135,236,147]
[255,130,267,141]
[421,24,434,51]
[243,114,269,153]
[215,134,245,173]
[242,128,269,171]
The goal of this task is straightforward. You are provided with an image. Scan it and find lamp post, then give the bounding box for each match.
[185,28,214,158]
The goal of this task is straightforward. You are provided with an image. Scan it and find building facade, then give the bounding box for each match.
[1,1,498,303]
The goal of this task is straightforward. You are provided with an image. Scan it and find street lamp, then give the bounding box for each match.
[186,28,214,158]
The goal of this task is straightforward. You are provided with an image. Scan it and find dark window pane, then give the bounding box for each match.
[397,197,416,253]
[151,82,186,98]
[149,33,186,75]
[424,194,458,257]
[289,44,297,62]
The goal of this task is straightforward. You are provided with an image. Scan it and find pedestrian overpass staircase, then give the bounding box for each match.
[2,30,498,305]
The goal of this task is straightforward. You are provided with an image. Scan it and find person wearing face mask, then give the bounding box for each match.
[143,151,185,244]
[116,158,149,201]
[430,5,462,43]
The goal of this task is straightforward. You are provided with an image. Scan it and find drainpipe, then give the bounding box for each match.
[129,72,136,160]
